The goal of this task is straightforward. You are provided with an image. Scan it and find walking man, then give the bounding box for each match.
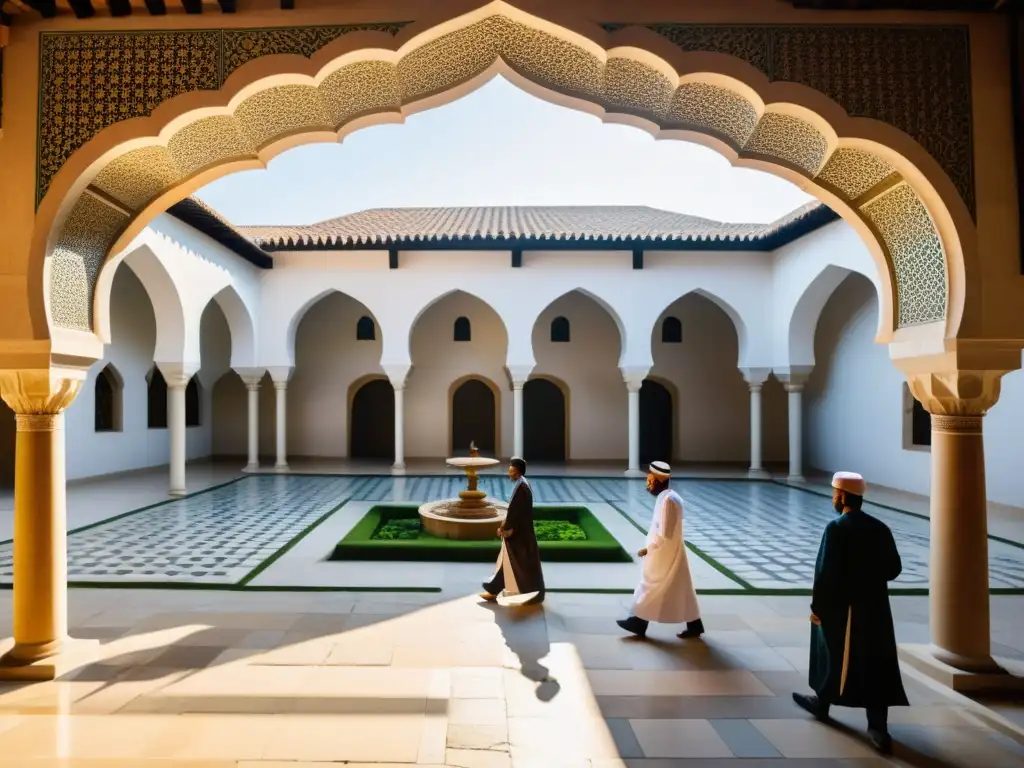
[793,471,908,754]
[617,461,704,640]
[480,457,545,606]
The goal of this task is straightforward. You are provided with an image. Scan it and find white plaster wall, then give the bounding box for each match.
[64,265,232,480]
[407,291,510,458]
[532,292,624,460]
[651,294,789,463]
[805,273,1024,507]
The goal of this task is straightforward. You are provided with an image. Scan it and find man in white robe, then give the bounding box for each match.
[617,461,704,639]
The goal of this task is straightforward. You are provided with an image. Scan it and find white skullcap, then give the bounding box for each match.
[649,461,671,479]
[832,471,866,496]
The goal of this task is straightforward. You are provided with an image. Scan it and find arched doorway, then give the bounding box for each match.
[452,378,496,455]
[640,379,673,466]
[351,378,395,460]
[524,378,566,462]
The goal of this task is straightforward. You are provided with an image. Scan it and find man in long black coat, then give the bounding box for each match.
[480,457,545,605]
[793,471,908,754]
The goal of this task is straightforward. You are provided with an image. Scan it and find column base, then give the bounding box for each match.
[898,644,1023,693]
[274,463,290,473]
[624,468,645,478]
[169,488,187,497]
[786,474,806,483]
[0,638,100,682]
[748,467,771,479]
[392,462,406,473]
[243,462,260,473]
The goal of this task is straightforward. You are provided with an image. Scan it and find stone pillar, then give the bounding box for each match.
[505,364,533,461]
[268,367,293,472]
[785,381,805,482]
[385,364,412,472]
[234,369,265,472]
[742,368,770,478]
[906,369,1009,673]
[158,362,198,497]
[620,366,649,476]
[0,368,88,678]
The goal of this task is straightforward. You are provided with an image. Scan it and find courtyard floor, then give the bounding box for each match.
[0,463,1022,765]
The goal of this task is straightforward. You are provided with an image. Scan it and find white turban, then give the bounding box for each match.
[832,471,866,496]
[649,461,671,479]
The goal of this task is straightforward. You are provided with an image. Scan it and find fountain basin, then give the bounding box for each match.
[417,456,507,539]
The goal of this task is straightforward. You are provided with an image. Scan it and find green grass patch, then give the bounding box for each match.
[331,505,631,563]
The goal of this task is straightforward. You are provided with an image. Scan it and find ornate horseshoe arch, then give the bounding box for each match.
[29,0,976,362]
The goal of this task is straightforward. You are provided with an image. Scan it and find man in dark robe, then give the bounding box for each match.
[480,457,545,606]
[793,471,909,754]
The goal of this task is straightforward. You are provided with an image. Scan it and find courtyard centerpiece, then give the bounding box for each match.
[417,454,509,540]
[331,505,631,563]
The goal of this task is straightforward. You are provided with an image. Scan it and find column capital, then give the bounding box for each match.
[267,366,294,385]
[0,368,85,415]
[741,367,771,388]
[156,361,200,389]
[506,363,533,389]
[904,369,1008,417]
[774,365,812,388]
[233,367,265,388]
[620,365,650,392]
[383,363,412,390]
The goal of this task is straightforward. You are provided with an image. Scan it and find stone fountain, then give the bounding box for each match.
[419,442,508,540]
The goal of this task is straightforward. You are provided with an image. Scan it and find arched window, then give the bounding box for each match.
[454,316,472,342]
[94,364,122,432]
[186,378,201,427]
[356,316,376,341]
[550,316,570,343]
[147,368,168,429]
[662,316,682,344]
[903,383,932,450]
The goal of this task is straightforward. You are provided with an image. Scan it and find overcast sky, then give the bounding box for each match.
[196,75,814,226]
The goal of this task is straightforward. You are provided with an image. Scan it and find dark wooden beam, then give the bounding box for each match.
[181,0,202,13]
[281,0,295,8]
[388,248,399,269]
[22,0,58,19]
[511,249,522,268]
[144,0,167,14]
[105,0,131,17]
[632,249,643,270]
[67,0,96,19]
[217,0,236,11]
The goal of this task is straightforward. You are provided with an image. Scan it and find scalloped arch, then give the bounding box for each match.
[33,0,973,358]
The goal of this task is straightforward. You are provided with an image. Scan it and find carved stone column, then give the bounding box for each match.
[906,369,1007,673]
[620,366,650,476]
[385,364,412,472]
[506,364,533,461]
[157,362,199,496]
[234,368,265,472]
[268,366,293,472]
[0,368,96,679]
[742,368,770,478]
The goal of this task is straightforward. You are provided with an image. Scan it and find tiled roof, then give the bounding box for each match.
[238,202,831,249]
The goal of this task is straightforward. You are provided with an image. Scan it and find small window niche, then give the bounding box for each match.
[550,316,570,343]
[356,316,376,341]
[662,316,682,344]
[454,316,472,342]
[94,364,123,432]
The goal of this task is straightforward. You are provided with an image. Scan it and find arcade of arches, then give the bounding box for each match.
[0,0,1023,694]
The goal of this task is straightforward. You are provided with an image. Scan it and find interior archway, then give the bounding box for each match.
[523,377,568,463]
[451,377,498,456]
[30,1,974,366]
[350,377,396,460]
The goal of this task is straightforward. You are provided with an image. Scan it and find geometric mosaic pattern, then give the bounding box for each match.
[39,13,966,338]
[0,475,353,585]
[1,475,1021,592]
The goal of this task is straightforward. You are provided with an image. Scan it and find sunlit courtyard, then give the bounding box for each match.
[1,466,1023,765]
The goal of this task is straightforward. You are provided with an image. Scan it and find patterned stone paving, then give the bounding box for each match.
[1,474,1022,591]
